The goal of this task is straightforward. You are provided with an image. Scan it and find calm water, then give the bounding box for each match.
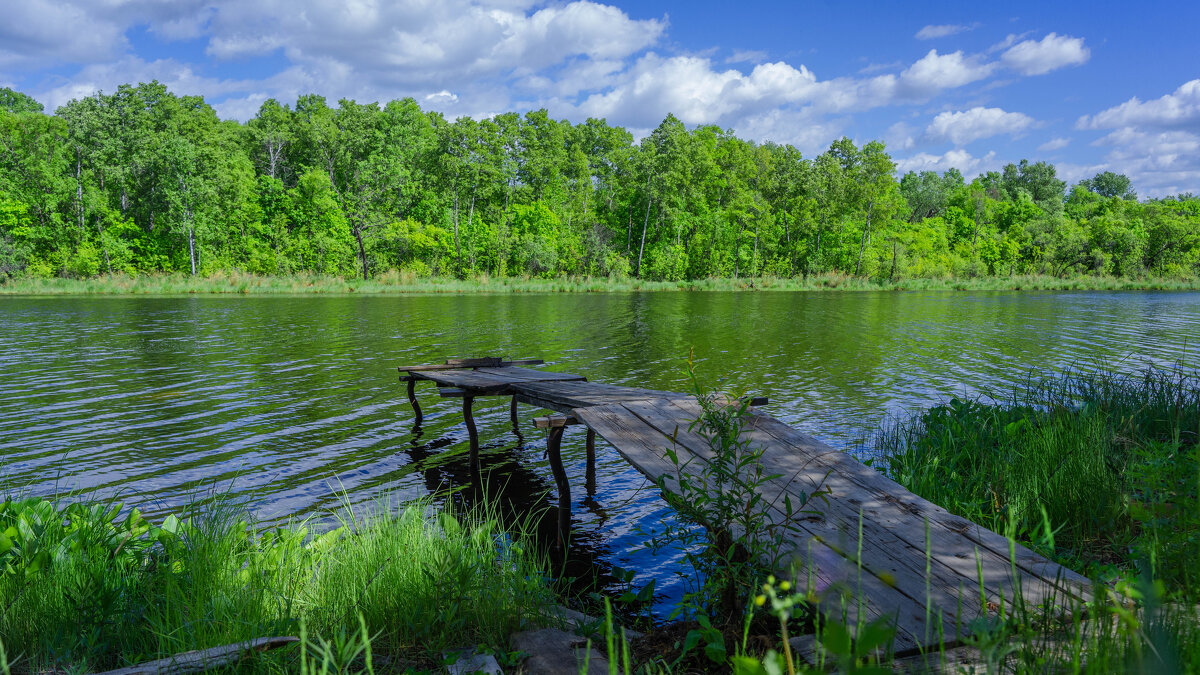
[1,291,1198,608]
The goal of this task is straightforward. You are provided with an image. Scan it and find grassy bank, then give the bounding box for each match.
[876,367,1200,595]
[0,495,558,674]
[3,271,1200,296]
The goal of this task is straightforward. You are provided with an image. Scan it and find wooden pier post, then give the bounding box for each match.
[585,428,596,496]
[406,377,423,422]
[510,395,519,427]
[546,425,571,546]
[463,395,479,474]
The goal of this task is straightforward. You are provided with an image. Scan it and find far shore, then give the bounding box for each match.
[2,272,1199,296]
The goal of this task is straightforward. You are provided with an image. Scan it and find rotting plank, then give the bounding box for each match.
[642,398,1088,622]
[574,402,929,654]
[615,398,991,642]
[740,409,1093,600]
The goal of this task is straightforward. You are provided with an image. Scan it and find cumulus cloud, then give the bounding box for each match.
[1091,128,1200,197]
[1072,80,1200,196]
[1037,137,1071,151]
[1076,79,1200,131]
[895,148,1000,175]
[1000,33,1089,76]
[922,106,1035,146]
[734,107,845,156]
[915,23,979,40]
[38,55,256,113]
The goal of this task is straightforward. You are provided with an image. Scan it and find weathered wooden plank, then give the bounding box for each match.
[475,366,586,382]
[91,637,299,675]
[653,399,1086,619]
[533,415,582,429]
[741,410,1093,601]
[618,398,995,641]
[574,402,928,654]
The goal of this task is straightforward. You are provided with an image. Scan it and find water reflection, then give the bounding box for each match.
[0,290,1197,612]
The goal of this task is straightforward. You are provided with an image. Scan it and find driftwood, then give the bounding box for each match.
[90,637,299,675]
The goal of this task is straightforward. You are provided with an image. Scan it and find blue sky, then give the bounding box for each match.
[2,0,1198,196]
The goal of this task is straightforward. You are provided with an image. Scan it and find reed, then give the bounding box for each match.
[3,271,1199,296]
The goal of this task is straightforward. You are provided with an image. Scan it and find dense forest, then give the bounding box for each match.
[1,81,1197,282]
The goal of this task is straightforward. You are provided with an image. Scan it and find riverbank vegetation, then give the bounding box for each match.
[877,367,1200,595]
[4,271,1200,296]
[0,496,557,673]
[4,367,1199,673]
[1,83,1198,289]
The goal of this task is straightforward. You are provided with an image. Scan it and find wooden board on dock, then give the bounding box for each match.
[395,357,1093,655]
[573,397,1091,652]
[406,365,587,395]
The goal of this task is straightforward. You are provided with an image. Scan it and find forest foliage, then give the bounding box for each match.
[1,81,1197,283]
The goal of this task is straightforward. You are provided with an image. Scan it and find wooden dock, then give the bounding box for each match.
[398,357,1093,656]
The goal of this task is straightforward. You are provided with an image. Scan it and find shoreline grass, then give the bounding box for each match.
[0,494,559,674]
[2,271,1200,297]
[873,367,1200,595]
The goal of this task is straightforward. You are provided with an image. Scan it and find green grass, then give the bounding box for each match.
[0,494,558,674]
[2,271,1199,296]
[874,368,1200,595]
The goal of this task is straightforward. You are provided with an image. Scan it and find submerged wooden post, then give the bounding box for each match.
[405,376,423,422]
[546,425,571,546]
[510,395,519,427]
[585,428,596,496]
[463,395,479,474]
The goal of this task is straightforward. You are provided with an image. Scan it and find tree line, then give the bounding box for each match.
[1,81,1197,282]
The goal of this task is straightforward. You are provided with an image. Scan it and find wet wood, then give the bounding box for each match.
[585,428,596,495]
[463,395,479,474]
[91,637,299,675]
[406,377,422,422]
[546,425,570,546]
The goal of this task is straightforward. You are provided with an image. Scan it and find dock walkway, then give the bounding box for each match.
[398,357,1092,656]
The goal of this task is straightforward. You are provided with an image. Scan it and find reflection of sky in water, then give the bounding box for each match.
[0,290,1197,614]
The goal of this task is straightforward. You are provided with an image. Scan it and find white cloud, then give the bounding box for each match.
[726,49,767,64]
[1077,79,1200,130]
[915,23,979,40]
[1000,33,1089,76]
[885,121,917,151]
[922,106,1035,146]
[1091,128,1200,197]
[734,108,845,156]
[895,148,1000,175]
[38,55,256,113]
[1037,137,1071,151]
[425,90,459,104]
[1073,80,1200,196]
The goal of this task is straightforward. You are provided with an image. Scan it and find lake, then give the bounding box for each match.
[1,290,1197,608]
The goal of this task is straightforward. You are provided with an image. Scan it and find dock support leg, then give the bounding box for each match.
[510,395,519,427]
[547,425,570,547]
[406,378,423,423]
[463,395,479,475]
[585,429,596,496]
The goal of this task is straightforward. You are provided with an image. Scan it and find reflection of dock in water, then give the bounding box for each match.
[399,356,1092,655]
